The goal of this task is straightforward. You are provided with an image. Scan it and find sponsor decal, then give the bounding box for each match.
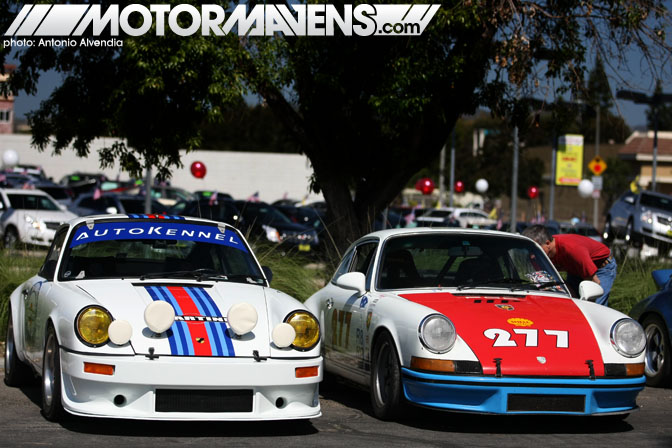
[144,285,235,357]
[69,221,247,252]
[495,304,514,311]
[537,356,547,364]
[3,3,440,47]
[366,311,373,329]
[507,317,533,327]
[360,296,368,308]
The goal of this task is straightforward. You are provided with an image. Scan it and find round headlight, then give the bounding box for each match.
[285,311,320,351]
[419,314,456,353]
[611,318,646,357]
[76,306,113,347]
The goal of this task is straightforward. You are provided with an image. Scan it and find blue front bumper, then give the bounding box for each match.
[402,368,645,415]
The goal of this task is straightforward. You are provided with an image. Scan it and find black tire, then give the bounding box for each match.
[41,324,66,422]
[370,331,403,420]
[4,308,32,387]
[3,226,19,249]
[642,315,672,388]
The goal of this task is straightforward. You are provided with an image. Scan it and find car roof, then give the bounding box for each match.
[67,214,236,229]
[0,188,51,196]
[355,226,533,242]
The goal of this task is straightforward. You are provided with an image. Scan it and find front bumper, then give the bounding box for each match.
[60,349,322,420]
[402,368,645,415]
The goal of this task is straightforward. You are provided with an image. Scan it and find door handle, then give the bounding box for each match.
[326,298,334,310]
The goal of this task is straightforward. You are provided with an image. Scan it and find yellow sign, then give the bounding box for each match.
[588,156,607,176]
[556,134,584,186]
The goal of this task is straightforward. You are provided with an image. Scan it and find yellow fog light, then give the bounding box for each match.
[285,311,320,351]
[76,306,112,347]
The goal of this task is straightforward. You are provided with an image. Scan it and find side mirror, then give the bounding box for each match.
[262,266,273,284]
[105,206,118,214]
[335,272,366,295]
[578,281,604,302]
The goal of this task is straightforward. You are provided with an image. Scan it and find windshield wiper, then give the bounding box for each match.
[139,268,226,282]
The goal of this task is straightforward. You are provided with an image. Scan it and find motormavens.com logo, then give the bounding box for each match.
[4,3,441,47]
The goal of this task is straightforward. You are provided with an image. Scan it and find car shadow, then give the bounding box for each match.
[319,377,634,434]
[17,384,317,437]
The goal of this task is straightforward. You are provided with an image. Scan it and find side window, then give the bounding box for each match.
[350,242,378,276]
[39,228,68,281]
[331,249,355,282]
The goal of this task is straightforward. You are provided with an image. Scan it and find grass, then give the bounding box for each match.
[0,247,668,342]
[0,249,46,341]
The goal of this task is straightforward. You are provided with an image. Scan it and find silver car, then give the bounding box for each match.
[604,190,672,249]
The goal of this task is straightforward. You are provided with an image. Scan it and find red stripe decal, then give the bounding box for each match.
[402,292,604,377]
[167,286,213,356]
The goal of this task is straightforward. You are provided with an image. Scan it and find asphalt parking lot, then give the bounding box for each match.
[1,347,671,447]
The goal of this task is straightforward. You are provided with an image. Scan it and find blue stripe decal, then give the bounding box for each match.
[144,286,179,355]
[185,287,225,357]
[158,287,194,356]
[194,287,235,356]
[189,286,232,356]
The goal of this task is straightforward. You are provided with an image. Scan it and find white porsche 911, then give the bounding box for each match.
[4,214,322,421]
[305,228,646,420]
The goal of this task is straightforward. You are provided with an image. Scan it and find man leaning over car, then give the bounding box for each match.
[522,224,615,306]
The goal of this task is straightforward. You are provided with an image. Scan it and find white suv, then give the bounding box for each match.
[0,188,77,248]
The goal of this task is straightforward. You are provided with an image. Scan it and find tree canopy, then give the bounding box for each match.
[2,0,670,249]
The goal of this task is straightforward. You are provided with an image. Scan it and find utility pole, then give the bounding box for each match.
[449,129,456,208]
[593,106,600,229]
[510,126,519,232]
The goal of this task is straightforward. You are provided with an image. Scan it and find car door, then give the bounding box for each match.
[23,228,68,364]
[326,240,378,380]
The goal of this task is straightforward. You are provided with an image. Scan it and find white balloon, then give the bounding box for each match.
[475,178,489,194]
[578,179,594,198]
[2,149,19,167]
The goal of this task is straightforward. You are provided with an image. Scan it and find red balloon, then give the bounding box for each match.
[527,185,539,199]
[415,177,435,195]
[190,161,207,179]
[454,180,465,193]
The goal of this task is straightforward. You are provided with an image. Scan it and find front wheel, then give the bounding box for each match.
[643,315,671,387]
[41,325,66,422]
[4,307,32,386]
[370,332,403,420]
[2,226,19,249]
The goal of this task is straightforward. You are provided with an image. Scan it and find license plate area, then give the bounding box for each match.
[507,394,585,413]
[155,389,253,413]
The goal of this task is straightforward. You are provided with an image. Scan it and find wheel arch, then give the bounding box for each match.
[639,310,672,341]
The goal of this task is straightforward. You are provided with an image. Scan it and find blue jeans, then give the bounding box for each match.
[566,258,617,306]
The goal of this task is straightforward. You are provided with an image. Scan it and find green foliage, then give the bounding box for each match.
[0,250,45,342]
[610,254,672,315]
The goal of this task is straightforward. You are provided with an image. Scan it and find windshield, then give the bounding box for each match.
[59,220,264,283]
[377,233,567,293]
[238,202,292,225]
[7,193,61,211]
[640,193,672,212]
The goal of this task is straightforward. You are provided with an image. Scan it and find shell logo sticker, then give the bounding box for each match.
[507,318,533,327]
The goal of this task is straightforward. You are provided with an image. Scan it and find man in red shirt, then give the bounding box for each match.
[522,225,615,306]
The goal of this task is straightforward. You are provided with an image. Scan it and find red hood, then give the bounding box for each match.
[401,292,603,377]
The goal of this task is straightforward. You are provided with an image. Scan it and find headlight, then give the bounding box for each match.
[610,318,646,357]
[76,306,113,347]
[285,311,320,351]
[419,314,456,353]
[262,225,281,242]
[640,210,653,225]
[24,214,44,230]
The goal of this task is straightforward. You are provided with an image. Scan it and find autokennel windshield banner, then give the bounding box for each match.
[4,3,441,48]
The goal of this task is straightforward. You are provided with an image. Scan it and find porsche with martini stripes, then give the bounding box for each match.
[305,228,646,420]
[4,214,322,421]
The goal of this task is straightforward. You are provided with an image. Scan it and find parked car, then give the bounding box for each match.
[604,190,672,249]
[415,208,459,227]
[451,207,497,228]
[559,222,603,243]
[305,228,646,419]
[235,201,319,252]
[169,198,243,227]
[630,269,672,387]
[4,214,322,421]
[68,193,167,216]
[0,188,76,248]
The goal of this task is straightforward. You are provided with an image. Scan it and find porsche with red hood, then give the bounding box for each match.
[305,228,646,420]
[4,214,321,421]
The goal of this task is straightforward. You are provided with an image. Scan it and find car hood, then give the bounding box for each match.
[401,292,604,377]
[76,280,271,357]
